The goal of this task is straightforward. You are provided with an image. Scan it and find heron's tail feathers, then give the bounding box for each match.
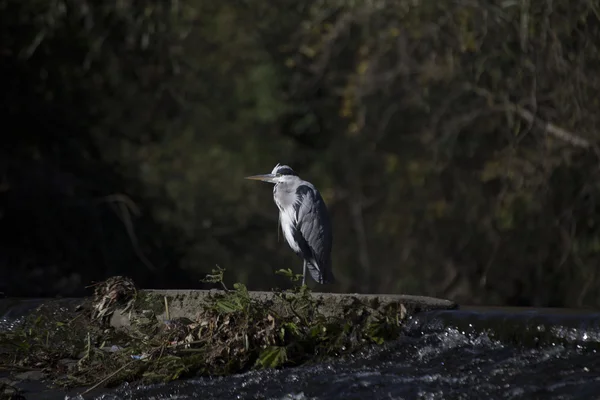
[323,265,335,284]
[307,260,335,284]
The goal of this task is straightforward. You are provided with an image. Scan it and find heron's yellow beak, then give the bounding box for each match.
[244,173,277,183]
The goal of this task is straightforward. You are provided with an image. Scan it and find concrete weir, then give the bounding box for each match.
[109,289,458,329]
[0,289,458,330]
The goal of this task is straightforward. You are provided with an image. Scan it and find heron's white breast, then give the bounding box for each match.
[273,182,302,254]
[279,208,300,253]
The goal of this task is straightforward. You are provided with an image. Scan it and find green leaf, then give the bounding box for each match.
[275,268,303,282]
[279,322,300,341]
[233,282,249,298]
[215,297,243,314]
[309,325,324,339]
[255,346,288,369]
[200,266,226,284]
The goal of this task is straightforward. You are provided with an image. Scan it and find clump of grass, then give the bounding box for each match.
[0,270,407,393]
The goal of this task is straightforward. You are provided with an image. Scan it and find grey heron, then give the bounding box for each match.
[245,164,334,285]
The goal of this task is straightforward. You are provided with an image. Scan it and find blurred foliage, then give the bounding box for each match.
[2,0,600,307]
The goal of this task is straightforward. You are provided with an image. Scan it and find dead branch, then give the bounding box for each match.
[468,85,592,149]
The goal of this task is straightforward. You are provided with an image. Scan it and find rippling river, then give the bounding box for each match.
[5,305,600,400]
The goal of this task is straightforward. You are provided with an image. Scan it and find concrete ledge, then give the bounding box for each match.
[108,289,458,329]
[1,290,458,331]
[144,289,457,312]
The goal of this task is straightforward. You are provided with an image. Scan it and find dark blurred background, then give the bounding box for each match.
[1,0,600,307]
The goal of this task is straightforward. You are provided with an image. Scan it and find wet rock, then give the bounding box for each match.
[13,370,44,381]
[0,378,16,387]
[0,381,26,400]
[57,359,78,372]
[109,309,133,329]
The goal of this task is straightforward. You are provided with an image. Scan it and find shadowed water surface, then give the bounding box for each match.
[4,303,600,399]
[66,308,600,400]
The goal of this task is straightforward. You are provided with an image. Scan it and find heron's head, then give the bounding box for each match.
[245,163,298,184]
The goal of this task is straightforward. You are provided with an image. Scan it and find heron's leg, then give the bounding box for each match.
[302,260,306,286]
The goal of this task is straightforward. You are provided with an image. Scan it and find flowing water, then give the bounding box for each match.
[3,302,600,400]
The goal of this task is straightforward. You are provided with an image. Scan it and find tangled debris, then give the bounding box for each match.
[90,276,137,323]
[0,272,408,393]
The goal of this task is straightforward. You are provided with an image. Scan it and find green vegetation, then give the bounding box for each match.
[0,275,406,391]
[2,0,600,307]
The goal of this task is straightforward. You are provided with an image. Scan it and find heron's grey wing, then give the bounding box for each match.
[293,185,333,283]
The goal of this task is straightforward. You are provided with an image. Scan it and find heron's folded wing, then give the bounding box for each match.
[294,185,331,282]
